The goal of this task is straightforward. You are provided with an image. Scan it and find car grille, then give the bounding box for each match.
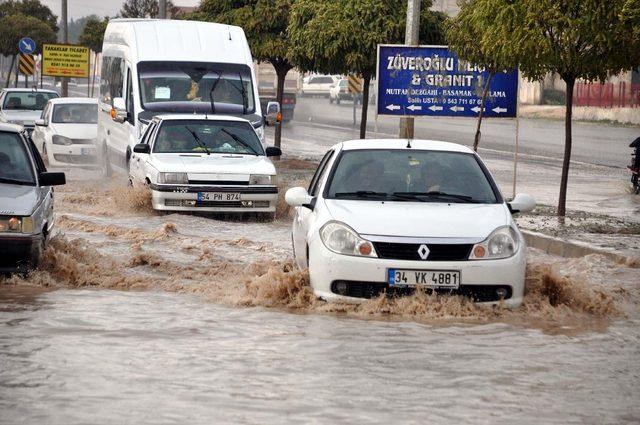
[53,154,98,164]
[164,200,270,208]
[330,281,512,302]
[372,242,473,261]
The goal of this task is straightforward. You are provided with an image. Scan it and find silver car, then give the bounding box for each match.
[0,123,65,274]
[0,88,59,135]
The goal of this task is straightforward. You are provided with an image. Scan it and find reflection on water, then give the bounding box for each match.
[1,288,639,424]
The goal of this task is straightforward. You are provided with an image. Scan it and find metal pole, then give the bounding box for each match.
[352,94,356,126]
[61,0,68,97]
[398,0,421,139]
[512,80,520,199]
[159,0,167,19]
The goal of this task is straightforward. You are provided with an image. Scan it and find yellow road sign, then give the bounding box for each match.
[348,74,363,94]
[42,44,90,78]
[18,54,36,75]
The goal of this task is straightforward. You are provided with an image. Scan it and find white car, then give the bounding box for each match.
[129,114,281,215]
[32,98,99,167]
[0,88,59,134]
[301,75,338,97]
[285,139,536,307]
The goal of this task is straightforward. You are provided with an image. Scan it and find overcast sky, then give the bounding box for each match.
[41,0,200,20]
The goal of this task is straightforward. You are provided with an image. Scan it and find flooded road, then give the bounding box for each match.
[2,163,640,423]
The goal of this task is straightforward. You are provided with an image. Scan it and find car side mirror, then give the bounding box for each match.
[39,172,66,186]
[285,186,313,209]
[35,119,46,126]
[265,146,281,157]
[111,97,128,123]
[265,101,281,126]
[508,193,536,214]
[133,143,151,154]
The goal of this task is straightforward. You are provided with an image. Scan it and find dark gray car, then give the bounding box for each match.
[0,123,65,274]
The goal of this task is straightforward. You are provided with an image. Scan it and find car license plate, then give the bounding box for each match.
[387,269,461,289]
[197,192,241,201]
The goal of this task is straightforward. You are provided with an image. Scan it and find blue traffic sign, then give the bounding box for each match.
[376,45,518,118]
[19,37,36,54]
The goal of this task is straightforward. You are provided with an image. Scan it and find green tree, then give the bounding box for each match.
[508,0,640,216]
[0,0,58,33]
[79,16,109,97]
[289,0,447,139]
[447,0,518,151]
[194,0,295,149]
[0,13,57,87]
[119,0,179,18]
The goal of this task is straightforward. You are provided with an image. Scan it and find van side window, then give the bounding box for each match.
[100,56,124,106]
[126,69,134,123]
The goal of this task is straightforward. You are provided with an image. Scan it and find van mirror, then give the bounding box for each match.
[265,101,281,126]
[111,97,128,123]
[508,193,536,214]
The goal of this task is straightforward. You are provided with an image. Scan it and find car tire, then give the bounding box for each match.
[42,142,49,166]
[329,96,334,104]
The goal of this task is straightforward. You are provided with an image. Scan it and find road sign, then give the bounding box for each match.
[19,37,36,54]
[42,44,90,78]
[376,44,518,118]
[18,54,36,75]
[348,74,362,94]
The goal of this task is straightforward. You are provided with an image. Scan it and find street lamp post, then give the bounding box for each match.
[399,0,421,139]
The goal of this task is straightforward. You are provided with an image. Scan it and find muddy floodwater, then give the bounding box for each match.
[1,164,640,424]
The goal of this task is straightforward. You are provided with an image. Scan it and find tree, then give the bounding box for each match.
[508,0,640,216]
[289,0,447,139]
[447,0,518,151]
[0,0,58,33]
[79,16,109,97]
[119,0,179,18]
[0,13,57,87]
[195,0,295,149]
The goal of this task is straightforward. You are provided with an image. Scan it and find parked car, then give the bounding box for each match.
[0,123,66,274]
[301,75,338,97]
[32,97,99,167]
[129,114,281,216]
[0,88,59,135]
[285,139,536,307]
[329,79,356,105]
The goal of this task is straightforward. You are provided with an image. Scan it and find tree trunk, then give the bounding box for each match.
[558,76,576,217]
[5,55,15,88]
[273,63,291,150]
[473,71,494,151]
[359,72,371,139]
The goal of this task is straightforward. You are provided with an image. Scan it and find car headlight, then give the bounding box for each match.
[157,172,188,184]
[469,226,519,260]
[0,216,33,233]
[254,125,265,142]
[52,135,73,145]
[249,174,276,185]
[320,221,377,257]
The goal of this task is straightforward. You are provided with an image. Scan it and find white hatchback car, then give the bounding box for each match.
[32,97,99,167]
[129,114,281,215]
[285,139,536,307]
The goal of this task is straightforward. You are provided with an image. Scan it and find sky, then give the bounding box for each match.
[40,0,200,20]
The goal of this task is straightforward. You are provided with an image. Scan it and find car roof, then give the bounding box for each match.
[0,123,24,133]
[153,114,252,124]
[335,139,475,154]
[1,88,59,94]
[48,97,98,105]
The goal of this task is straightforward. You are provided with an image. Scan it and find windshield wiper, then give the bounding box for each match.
[0,177,32,185]
[393,191,481,203]
[334,191,388,199]
[219,128,259,155]
[208,72,222,114]
[185,126,210,155]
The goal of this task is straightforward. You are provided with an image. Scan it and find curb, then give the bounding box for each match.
[522,230,637,264]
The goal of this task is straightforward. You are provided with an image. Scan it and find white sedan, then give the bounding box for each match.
[129,114,281,215]
[285,139,536,307]
[32,97,99,167]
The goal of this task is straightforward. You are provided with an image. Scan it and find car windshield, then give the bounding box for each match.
[152,120,264,156]
[52,104,98,123]
[326,149,498,203]
[0,132,35,185]
[2,91,58,111]
[138,61,255,113]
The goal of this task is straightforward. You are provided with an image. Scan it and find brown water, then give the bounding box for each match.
[1,168,640,423]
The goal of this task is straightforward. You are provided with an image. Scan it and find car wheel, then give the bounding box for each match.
[329,96,334,104]
[42,142,49,166]
[336,97,340,105]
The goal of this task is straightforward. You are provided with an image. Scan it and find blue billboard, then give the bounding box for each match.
[376,45,518,118]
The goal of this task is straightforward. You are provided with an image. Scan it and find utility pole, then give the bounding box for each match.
[398,0,421,139]
[61,0,68,97]
[159,0,167,19]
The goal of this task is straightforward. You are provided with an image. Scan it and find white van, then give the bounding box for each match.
[98,18,265,175]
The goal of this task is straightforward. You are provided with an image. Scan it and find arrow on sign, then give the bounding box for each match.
[407,104,422,111]
[471,106,484,113]
[450,106,465,112]
[428,105,443,112]
[386,104,401,111]
[492,107,508,113]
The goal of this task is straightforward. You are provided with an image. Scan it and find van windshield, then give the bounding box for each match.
[138,61,255,114]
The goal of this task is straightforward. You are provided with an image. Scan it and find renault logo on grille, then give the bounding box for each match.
[417,244,430,260]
